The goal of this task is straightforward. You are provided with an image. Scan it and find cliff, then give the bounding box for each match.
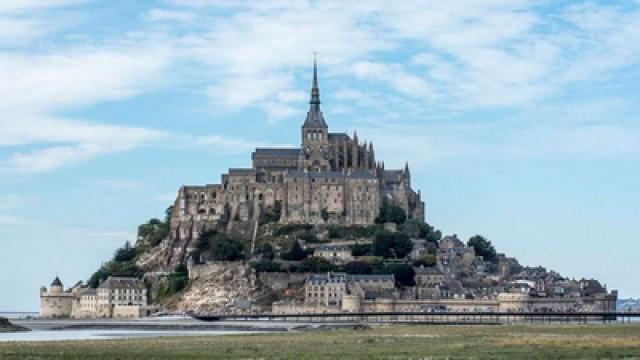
[161,262,258,314]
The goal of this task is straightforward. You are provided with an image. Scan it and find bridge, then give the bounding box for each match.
[190,311,640,325]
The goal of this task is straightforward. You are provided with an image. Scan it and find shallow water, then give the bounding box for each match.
[0,329,261,342]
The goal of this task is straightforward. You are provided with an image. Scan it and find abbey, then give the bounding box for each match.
[169,59,424,259]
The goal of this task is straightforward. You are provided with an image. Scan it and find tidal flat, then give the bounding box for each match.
[2,323,640,359]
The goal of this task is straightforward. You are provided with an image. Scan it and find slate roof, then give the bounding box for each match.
[347,274,395,283]
[307,272,347,284]
[51,277,63,287]
[252,148,301,159]
[328,133,350,141]
[98,277,145,290]
[81,288,97,296]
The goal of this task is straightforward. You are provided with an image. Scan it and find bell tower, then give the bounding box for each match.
[300,54,330,171]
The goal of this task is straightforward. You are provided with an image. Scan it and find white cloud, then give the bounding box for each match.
[0,117,166,173]
[0,40,172,173]
[145,8,196,23]
[0,0,86,14]
[0,0,86,44]
[2,0,640,175]
[352,61,433,98]
[0,46,170,113]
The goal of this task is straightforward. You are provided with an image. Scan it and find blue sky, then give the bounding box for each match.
[1,0,639,312]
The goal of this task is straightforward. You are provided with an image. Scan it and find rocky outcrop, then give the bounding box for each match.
[162,261,258,314]
[0,317,29,332]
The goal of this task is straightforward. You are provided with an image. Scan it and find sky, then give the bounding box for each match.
[0,0,639,312]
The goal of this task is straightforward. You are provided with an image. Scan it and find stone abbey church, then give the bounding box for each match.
[170,59,425,251]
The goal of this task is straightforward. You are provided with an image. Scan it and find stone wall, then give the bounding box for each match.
[40,290,74,319]
[258,272,306,291]
[272,293,617,314]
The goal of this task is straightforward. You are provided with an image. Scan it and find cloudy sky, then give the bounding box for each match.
[1,0,639,311]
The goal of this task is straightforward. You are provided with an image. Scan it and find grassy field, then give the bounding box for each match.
[1,323,640,359]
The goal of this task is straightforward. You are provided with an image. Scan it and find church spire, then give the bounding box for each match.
[302,53,327,129]
[310,53,321,112]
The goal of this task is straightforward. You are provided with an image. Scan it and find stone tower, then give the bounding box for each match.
[300,55,331,171]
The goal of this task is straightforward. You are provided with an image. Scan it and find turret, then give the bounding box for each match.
[50,276,63,294]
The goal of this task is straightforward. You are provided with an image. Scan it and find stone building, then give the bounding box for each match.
[40,276,153,319]
[40,277,75,319]
[304,272,395,308]
[313,244,353,263]
[167,58,425,266]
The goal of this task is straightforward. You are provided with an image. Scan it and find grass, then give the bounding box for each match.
[1,324,640,359]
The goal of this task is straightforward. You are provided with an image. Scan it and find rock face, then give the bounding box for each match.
[0,317,29,332]
[163,261,258,314]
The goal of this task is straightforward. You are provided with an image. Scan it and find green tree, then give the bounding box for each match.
[372,231,413,259]
[258,243,275,260]
[251,259,282,272]
[413,254,437,267]
[113,241,136,262]
[88,261,144,288]
[200,231,245,261]
[259,201,282,224]
[297,257,335,273]
[384,263,415,287]
[402,219,442,243]
[343,261,372,274]
[351,243,372,256]
[467,235,497,261]
[376,203,407,225]
[282,240,307,261]
[164,205,174,224]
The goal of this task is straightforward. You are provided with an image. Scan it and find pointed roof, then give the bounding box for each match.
[303,54,328,129]
[51,276,63,287]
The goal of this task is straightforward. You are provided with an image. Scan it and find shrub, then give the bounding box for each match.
[383,263,415,287]
[281,241,308,261]
[402,219,442,243]
[200,231,246,261]
[413,254,437,267]
[375,203,407,225]
[343,261,373,274]
[328,225,381,239]
[113,241,137,263]
[297,257,336,273]
[351,243,372,257]
[251,259,282,273]
[372,231,413,259]
[88,261,144,288]
[259,201,282,225]
[258,243,275,260]
[273,224,313,237]
[157,264,189,299]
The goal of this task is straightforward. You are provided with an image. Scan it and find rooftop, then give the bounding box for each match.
[98,276,145,290]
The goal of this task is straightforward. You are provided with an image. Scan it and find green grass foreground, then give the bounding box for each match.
[2,324,640,359]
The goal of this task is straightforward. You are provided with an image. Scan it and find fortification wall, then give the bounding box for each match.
[258,272,307,291]
[40,293,74,318]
